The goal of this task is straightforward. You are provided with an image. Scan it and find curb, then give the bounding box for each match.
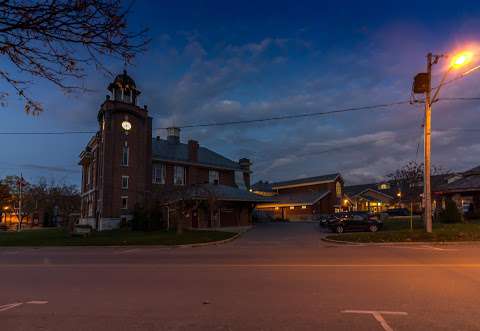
[174,232,242,248]
[0,228,249,249]
[321,237,480,246]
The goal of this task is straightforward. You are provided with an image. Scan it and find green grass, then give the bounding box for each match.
[0,228,237,246]
[326,219,480,243]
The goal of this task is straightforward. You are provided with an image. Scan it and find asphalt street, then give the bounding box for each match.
[2,222,480,331]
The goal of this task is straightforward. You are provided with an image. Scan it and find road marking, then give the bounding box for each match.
[342,310,407,331]
[381,245,458,251]
[26,301,48,305]
[0,303,23,312]
[2,263,480,268]
[0,301,48,312]
[116,248,142,254]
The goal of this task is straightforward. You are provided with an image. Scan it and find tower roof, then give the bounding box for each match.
[108,70,140,95]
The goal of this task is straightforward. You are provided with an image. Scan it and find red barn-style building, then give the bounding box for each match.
[79,71,266,230]
[252,174,344,220]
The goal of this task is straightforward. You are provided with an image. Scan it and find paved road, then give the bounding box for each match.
[2,222,480,330]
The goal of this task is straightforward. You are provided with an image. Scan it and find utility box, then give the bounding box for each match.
[413,73,429,93]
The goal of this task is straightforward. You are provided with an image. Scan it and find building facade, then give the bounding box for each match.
[79,72,265,230]
[253,174,344,220]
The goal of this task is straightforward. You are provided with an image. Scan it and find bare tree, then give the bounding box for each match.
[387,161,447,205]
[0,0,149,114]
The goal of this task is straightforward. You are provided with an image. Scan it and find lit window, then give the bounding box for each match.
[121,145,129,166]
[121,196,128,209]
[379,183,390,190]
[336,182,342,198]
[209,170,219,184]
[174,166,186,185]
[289,206,294,210]
[301,205,307,209]
[122,176,129,189]
[152,164,166,184]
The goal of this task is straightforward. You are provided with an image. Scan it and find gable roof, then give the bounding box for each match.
[257,190,330,208]
[271,173,341,189]
[161,184,272,203]
[152,139,241,170]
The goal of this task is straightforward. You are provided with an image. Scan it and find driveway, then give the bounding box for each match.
[2,222,480,330]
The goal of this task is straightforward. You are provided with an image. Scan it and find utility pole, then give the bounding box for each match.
[18,173,23,231]
[424,53,433,233]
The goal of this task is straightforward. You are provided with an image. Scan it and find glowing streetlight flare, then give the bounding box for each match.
[451,51,473,68]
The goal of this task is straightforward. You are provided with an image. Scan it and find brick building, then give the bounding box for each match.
[252,174,344,220]
[79,71,266,230]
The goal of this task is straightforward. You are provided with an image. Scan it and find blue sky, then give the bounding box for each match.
[1,0,480,186]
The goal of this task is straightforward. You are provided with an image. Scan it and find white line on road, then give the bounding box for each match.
[0,300,48,312]
[0,303,23,312]
[342,310,407,331]
[26,301,48,305]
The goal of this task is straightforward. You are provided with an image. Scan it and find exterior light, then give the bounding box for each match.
[451,51,473,68]
[274,207,279,210]
[3,206,9,211]
[121,120,132,131]
[397,192,402,198]
[343,199,348,205]
[301,205,307,209]
[289,206,294,210]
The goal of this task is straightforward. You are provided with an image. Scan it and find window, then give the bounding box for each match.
[121,145,129,166]
[379,183,390,190]
[121,196,128,209]
[209,170,219,184]
[336,182,342,198]
[122,176,129,189]
[174,166,185,185]
[152,164,166,184]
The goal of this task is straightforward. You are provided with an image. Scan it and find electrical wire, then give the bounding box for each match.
[154,100,411,130]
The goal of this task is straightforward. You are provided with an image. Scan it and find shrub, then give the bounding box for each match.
[131,204,165,231]
[131,204,149,231]
[438,199,462,223]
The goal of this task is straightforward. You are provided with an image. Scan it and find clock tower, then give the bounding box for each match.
[94,71,152,230]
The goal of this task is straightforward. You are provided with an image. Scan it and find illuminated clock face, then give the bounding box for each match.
[121,120,132,131]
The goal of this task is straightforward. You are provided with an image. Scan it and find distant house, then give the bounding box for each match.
[434,166,480,215]
[79,71,266,230]
[252,174,344,220]
[345,174,455,213]
[344,182,399,213]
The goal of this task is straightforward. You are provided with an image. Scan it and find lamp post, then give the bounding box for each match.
[414,51,472,233]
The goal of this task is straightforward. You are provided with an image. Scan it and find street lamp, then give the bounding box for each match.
[413,50,473,233]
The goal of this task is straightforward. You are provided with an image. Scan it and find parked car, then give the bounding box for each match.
[328,216,383,233]
[386,208,410,216]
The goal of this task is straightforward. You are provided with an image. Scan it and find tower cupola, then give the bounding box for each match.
[108,70,141,105]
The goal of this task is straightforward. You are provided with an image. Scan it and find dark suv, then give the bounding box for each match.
[327,213,383,233]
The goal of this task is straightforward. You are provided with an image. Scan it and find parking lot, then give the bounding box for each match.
[1,222,480,330]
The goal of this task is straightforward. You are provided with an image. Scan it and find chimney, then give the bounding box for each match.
[239,158,251,189]
[188,139,199,162]
[167,127,180,144]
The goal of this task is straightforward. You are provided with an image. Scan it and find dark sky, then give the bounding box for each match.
[1,0,480,186]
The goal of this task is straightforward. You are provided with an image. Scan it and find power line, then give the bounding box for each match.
[154,100,412,130]
[0,97,479,136]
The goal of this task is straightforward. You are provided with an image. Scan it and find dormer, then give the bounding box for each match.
[107,70,141,105]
